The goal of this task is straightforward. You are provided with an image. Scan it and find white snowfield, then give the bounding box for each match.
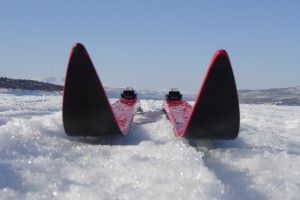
[0,89,300,200]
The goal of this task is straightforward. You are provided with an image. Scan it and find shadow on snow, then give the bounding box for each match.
[63,111,164,146]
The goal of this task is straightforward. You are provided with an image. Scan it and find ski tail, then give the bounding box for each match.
[183,49,240,140]
[111,88,138,135]
[162,97,193,137]
[63,43,125,136]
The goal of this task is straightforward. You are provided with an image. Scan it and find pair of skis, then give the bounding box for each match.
[63,43,239,140]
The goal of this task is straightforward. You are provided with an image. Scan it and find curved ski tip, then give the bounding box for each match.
[215,49,228,56]
[72,43,86,50]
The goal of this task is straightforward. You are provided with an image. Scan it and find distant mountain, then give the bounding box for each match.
[1,77,299,106]
[106,86,300,106]
[33,77,65,85]
[238,87,300,106]
[0,77,63,91]
[104,86,196,101]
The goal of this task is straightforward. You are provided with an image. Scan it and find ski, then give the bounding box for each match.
[63,43,138,137]
[163,50,240,140]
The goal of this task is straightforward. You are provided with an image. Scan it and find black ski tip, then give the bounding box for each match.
[70,43,87,54]
[73,42,85,49]
[215,49,228,56]
[63,43,121,137]
[184,49,240,140]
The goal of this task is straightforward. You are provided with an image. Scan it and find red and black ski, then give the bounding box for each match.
[63,43,138,137]
[163,50,240,140]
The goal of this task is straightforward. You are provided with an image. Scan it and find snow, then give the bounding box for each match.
[1,89,300,199]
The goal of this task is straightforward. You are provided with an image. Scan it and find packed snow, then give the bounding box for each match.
[0,89,300,200]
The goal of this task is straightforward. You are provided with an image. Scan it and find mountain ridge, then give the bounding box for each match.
[1,77,299,106]
[0,77,63,92]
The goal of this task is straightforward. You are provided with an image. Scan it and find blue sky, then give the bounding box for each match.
[0,1,299,91]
